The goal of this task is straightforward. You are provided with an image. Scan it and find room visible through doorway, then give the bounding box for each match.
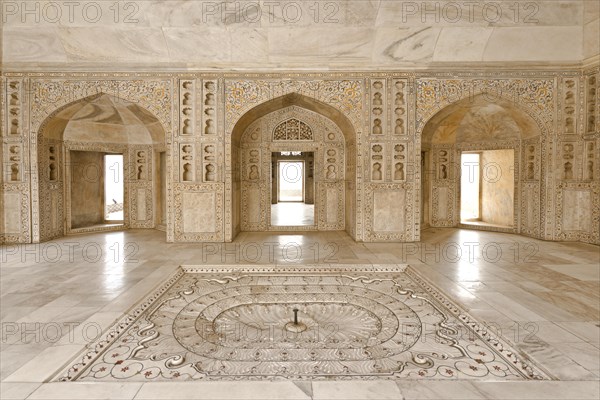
[271,152,315,226]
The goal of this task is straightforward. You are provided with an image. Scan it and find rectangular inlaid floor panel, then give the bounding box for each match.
[56,264,551,382]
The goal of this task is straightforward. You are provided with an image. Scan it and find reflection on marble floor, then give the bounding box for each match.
[1,228,599,399]
[59,265,549,381]
[271,203,315,226]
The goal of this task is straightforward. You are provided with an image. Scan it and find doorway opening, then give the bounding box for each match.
[270,151,315,227]
[104,154,124,223]
[460,153,480,222]
[460,150,515,229]
[278,161,304,201]
[70,151,124,231]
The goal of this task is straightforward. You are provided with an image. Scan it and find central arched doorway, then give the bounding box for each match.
[228,93,357,240]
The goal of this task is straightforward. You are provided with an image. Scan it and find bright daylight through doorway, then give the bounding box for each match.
[104,154,124,223]
[460,153,480,222]
[271,159,315,226]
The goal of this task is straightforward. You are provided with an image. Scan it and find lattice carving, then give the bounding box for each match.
[273,118,313,141]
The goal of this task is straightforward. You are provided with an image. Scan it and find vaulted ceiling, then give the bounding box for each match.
[2,0,598,70]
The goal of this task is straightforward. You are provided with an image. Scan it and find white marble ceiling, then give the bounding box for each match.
[1,0,598,69]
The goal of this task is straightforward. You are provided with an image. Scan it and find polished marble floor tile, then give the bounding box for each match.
[0,382,41,400]
[1,228,598,399]
[27,382,143,400]
[134,381,311,399]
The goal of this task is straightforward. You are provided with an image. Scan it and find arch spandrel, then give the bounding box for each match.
[38,93,166,145]
[31,79,173,136]
[421,94,544,146]
[226,81,363,143]
[416,79,554,137]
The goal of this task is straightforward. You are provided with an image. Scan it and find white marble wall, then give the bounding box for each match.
[1,1,594,69]
[1,67,599,245]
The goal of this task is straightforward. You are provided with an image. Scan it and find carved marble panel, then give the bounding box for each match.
[373,190,406,232]
[173,183,223,242]
[555,182,600,243]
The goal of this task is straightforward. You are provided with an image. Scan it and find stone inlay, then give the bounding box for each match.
[57,265,551,381]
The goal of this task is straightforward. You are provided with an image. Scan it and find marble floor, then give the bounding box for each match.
[1,228,599,399]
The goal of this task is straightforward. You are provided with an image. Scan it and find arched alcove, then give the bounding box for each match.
[420,94,543,235]
[37,93,167,241]
[228,93,357,240]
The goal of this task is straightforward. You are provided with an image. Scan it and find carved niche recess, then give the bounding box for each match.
[239,106,345,232]
[1,78,32,244]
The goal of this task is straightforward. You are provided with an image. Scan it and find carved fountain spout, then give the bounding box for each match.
[285,307,307,333]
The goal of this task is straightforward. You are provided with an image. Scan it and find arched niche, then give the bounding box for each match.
[227,93,357,240]
[37,93,167,241]
[420,94,543,236]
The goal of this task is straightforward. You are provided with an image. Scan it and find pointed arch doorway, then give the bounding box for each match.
[227,94,357,240]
